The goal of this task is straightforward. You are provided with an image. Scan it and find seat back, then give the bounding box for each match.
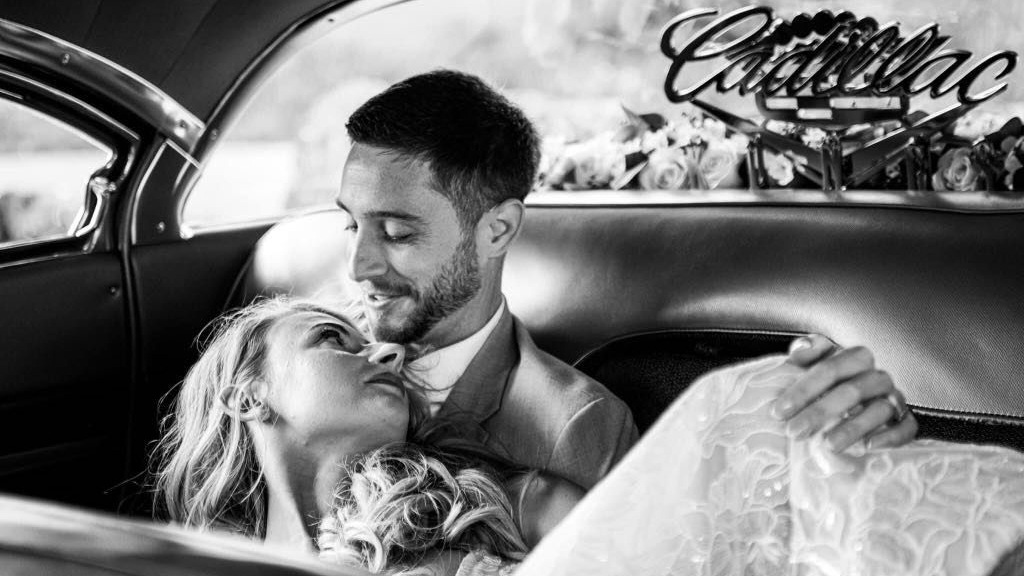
[233,204,1024,450]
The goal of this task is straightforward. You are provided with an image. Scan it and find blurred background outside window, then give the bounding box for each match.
[0,98,110,246]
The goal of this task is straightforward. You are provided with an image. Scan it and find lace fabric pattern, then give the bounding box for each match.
[518,355,1024,576]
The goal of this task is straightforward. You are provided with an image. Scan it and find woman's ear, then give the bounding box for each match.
[220,378,272,423]
[475,198,525,259]
[245,379,273,423]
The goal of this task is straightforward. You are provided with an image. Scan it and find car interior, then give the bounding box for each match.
[1,0,1023,533]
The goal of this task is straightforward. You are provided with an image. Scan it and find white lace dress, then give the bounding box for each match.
[513,355,1024,576]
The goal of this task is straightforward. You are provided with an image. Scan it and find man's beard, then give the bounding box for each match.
[368,234,481,344]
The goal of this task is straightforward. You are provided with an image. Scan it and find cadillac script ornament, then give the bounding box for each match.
[660,7,1018,191]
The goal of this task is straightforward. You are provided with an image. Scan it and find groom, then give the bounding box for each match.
[336,70,917,489]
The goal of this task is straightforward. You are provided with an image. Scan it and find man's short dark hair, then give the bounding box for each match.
[345,70,540,230]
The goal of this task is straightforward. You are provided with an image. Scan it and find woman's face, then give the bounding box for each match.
[260,310,410,451]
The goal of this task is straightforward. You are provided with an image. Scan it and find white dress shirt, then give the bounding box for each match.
[409,299,506,416]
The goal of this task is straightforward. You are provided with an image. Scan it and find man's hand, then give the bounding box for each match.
[772,334,918,452]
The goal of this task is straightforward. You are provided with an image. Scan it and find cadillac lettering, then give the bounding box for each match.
[659,6,1020,191]
[662,7,1017,108]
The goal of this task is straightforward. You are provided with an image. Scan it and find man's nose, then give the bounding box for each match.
[364,342,406,374]
[347,232,388,282]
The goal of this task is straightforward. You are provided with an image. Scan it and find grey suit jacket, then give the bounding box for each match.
[436,307,638,490]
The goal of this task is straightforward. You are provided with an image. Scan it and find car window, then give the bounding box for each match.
[0,97,111,246]
[182,0,1024,228]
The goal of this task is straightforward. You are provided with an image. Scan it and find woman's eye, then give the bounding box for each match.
[318,326,359,351]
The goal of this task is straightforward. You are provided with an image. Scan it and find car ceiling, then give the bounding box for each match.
[0,0,343,118]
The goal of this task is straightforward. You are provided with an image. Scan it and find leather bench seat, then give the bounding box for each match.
[232,203,1024,451]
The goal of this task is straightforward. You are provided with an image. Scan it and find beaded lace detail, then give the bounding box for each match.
[517,355,1024,576]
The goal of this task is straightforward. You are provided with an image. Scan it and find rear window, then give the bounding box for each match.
[182,0,1024,227]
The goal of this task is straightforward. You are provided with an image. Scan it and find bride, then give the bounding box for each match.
[152,297,580,571]
[154,296,1024,575]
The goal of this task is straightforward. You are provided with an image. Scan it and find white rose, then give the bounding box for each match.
[700,143,742,189]
[638,147,689,190]
[932,148,979,192]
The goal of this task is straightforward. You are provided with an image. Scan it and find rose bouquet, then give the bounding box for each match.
[537,107,749,192]
[930,116,1024,193]
[761,112,1024,193]
[536,106,1024,194]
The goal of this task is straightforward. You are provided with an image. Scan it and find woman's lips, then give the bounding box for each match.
[364,372,406,396]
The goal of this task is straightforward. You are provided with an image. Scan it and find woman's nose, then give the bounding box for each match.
[364,342,406,373]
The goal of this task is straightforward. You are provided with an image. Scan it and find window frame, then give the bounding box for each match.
[0,66,139,268]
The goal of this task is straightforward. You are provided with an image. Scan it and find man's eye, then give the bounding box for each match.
[343,221,358,233]
[382,223,414,243]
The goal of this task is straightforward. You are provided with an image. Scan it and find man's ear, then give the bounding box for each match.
[476,198,525,259]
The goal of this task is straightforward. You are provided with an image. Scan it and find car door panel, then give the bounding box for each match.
[124,224,272,481]
[0,253,129,510]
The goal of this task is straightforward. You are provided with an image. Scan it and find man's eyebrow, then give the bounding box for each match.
[335,200,426,224]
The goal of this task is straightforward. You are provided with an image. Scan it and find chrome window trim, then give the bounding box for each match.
[0,68,135,143]
[0,17,204,152]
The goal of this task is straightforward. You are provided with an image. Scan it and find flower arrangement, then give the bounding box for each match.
[536,107,1024,194]
[930,116,1024,192]
[538,107,751,192]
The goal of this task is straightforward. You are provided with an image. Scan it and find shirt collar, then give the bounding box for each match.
[409,299,507,411]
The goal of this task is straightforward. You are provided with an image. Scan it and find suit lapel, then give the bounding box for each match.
[434,306,519,440]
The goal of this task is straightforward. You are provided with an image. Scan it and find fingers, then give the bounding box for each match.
[786,334,838,368]
[822,394,899,452]
[773,346,876,420]
[867,411,919,450]
[785,369,894,443]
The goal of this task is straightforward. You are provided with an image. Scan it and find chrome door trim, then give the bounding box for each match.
[0,18,205,152]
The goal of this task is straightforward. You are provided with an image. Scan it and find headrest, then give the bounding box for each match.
[231,209,358,307]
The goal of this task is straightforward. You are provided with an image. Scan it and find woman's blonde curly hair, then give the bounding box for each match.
[318,440,530,572]
[151,297,426,536]
[151,296,530,570]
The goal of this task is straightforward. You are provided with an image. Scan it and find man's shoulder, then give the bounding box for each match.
[508,316,629,413]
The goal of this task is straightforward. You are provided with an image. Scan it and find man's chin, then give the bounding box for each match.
[369,321,420,345]
[365,305,422,344]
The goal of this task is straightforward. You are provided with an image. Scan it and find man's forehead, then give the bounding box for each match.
[337,144,451,216]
